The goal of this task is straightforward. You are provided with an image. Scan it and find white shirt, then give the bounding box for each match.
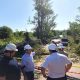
[30,52,35,60]
[21,53,34,72]
[41,52,72,78]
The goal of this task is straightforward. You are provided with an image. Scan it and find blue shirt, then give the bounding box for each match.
[21,53,34,72]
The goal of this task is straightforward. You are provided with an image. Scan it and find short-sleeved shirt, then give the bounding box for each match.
[41,52,72,78]
[59,51,68,57]
[0,56,21,80]
[21,53,34,72]
[30,52,35,60]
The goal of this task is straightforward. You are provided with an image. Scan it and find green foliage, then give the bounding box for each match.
[75,44,80,56]
[16,43,24,57]
[67,30,72,35]
[29,32,35,38]
[0,26,25,55]
[76,7,80,22]
[67,8,80,57]
[0,26,13,39]
[68,22,80,44]
[14,30,24,37]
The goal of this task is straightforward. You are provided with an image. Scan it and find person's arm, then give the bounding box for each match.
[41,57,49,78]
[65,63,72,72]
[64,56,72,72]
[32,52,36,56]
[21,65,25,70]
[41,67,47,78]
[21,58,26,70]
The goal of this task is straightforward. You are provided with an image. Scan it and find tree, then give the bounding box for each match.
[76,7,80,22]
[0,26,13,39]
[68,7,80,44]
[33,0,56,43]
[24,31,31,44]
[68,22,80,44]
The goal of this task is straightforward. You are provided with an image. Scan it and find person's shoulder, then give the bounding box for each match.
[45,55,51,61]
[22,54,30,61]
[22,53,26,58]
[0,56,5,63]
[58,52,67,57]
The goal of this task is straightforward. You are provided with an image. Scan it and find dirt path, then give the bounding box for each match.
[67,65,80,79]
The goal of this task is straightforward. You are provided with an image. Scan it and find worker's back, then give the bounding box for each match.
[47,53,68,78]
[41,43,72,80]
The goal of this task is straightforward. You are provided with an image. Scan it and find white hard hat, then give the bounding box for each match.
[48,43,57,50]
[57,43,65,49]
[24,44,32,50]
[5,43,18,51]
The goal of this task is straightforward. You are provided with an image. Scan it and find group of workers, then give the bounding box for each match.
[0,41,72,80]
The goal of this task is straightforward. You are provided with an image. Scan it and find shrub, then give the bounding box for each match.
[75,44,80,56]
[0,26,13,39]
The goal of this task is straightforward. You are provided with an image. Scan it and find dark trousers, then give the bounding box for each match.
[25,71,34,80]
[47,76,67,80]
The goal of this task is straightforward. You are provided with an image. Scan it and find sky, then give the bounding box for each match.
[0,0,80,32]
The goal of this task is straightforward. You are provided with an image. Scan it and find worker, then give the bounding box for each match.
[41,43,72,80]
[0,43,21,80]
[21,44,34,80]
[57,43,68,56]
